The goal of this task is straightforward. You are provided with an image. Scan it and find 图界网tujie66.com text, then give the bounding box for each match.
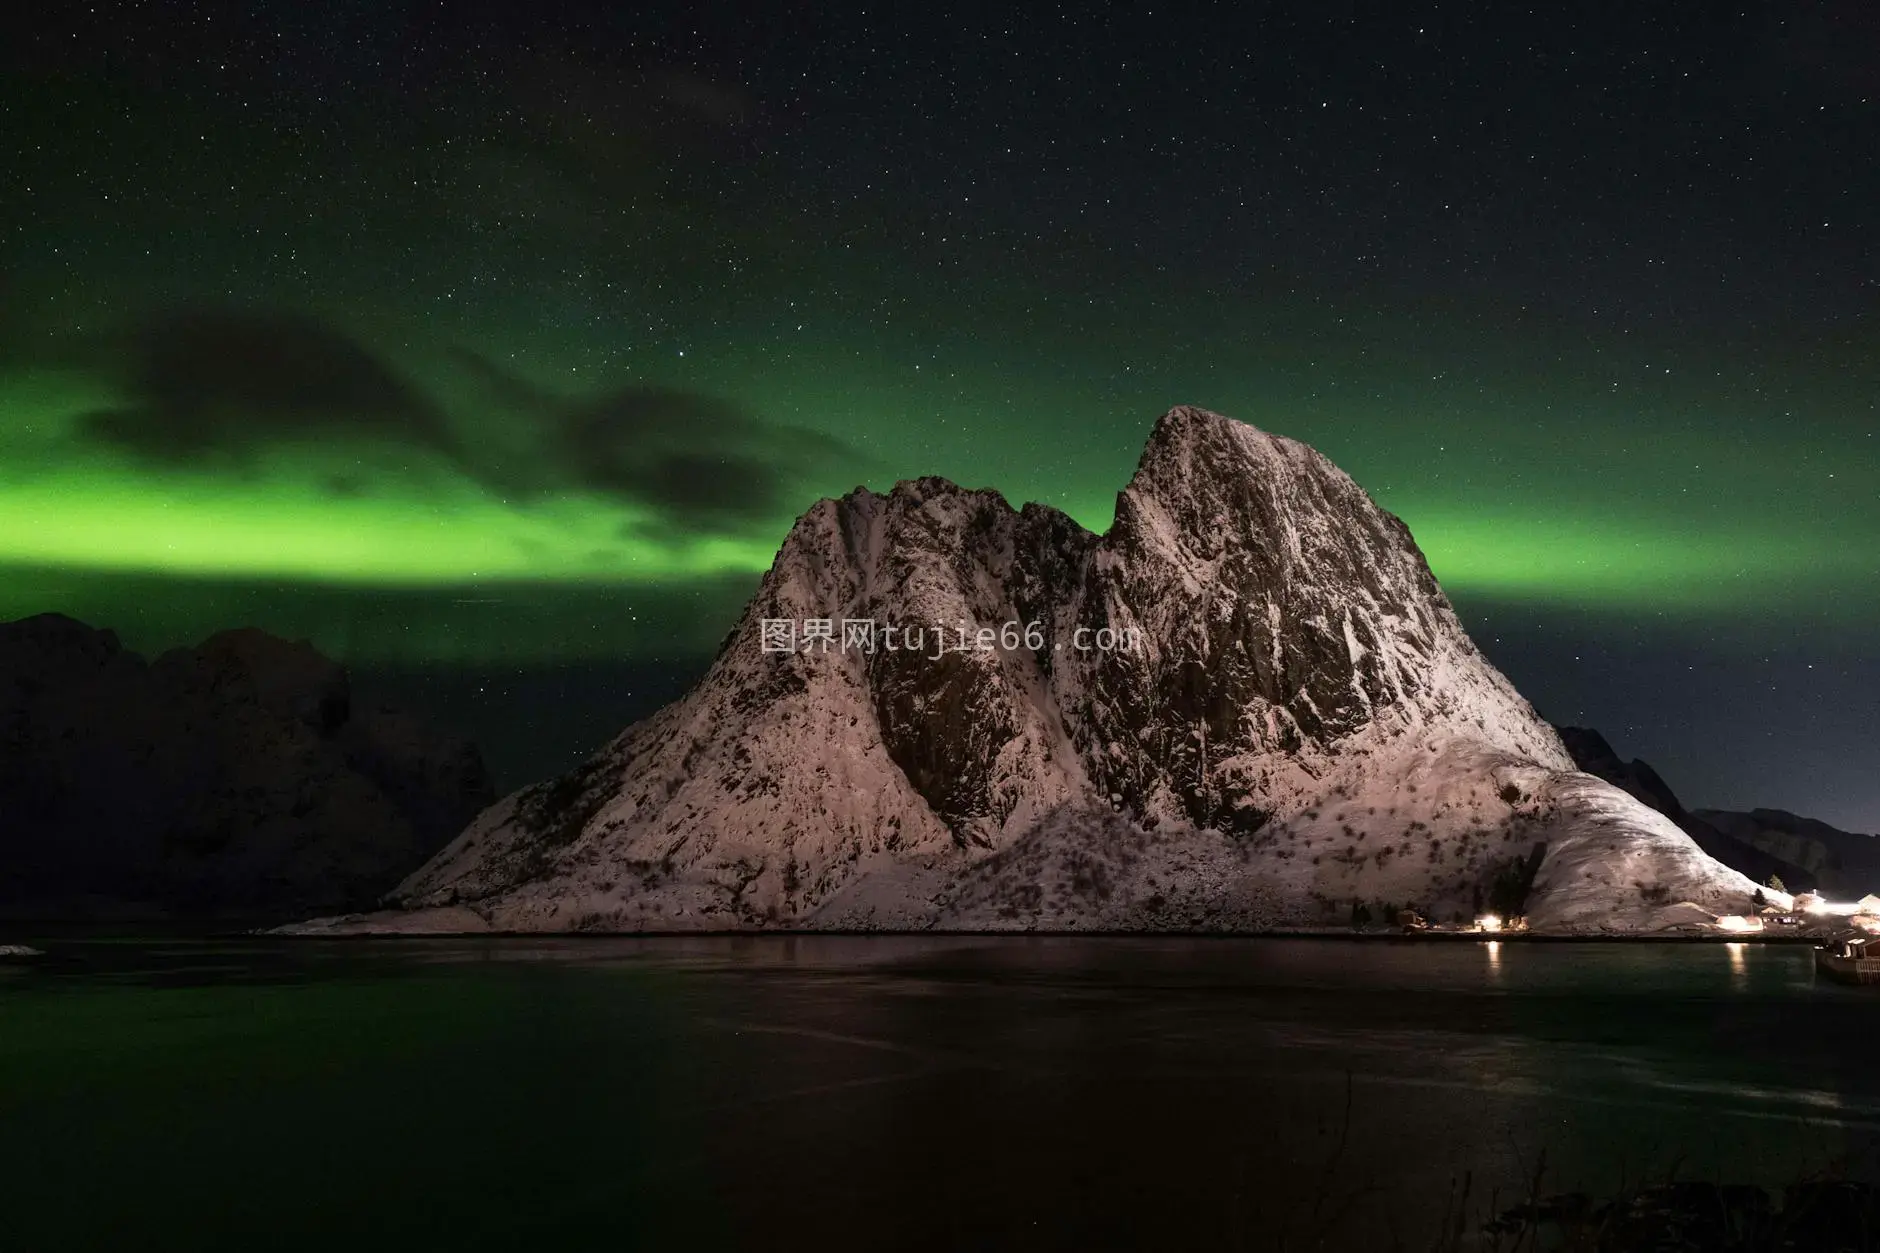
[758,617,1141,659]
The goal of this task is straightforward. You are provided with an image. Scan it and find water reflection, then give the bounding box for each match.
[2,936,1873,1252]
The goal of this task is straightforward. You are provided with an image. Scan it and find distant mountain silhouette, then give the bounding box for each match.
[1691,807,1880,900]
[0,614,493,920]
[1552,725,1870,896]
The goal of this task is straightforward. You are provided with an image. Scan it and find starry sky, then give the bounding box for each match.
[4,3,1876,824]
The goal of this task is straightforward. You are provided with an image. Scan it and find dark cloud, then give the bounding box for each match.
[564,390,781,521]
[76,314,865,536]
[476,363,868,531]
[83,310,448,459]
[617,451,779,522]
[443,344,561,416]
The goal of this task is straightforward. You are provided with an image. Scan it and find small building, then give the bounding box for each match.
[1816,935,1880,983]
[1857,894,1880,915]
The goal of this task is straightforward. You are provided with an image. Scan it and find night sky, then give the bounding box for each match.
[4,3,1875,825]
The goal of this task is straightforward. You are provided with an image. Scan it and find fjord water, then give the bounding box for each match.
[4,937,1876,1251]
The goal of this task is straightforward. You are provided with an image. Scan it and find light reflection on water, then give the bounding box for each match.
[1,935,1874,1251]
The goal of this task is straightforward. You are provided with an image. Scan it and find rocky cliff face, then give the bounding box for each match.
[0,615,493,919]
[328,407,1771,933]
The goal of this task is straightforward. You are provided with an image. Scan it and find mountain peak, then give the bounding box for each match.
[325,405,1771,937]
[1119,406,1361,539]
[1147,402,1257,440]
[1135,404,1302,468]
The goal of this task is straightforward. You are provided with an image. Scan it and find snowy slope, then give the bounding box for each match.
[296,406,1772,934]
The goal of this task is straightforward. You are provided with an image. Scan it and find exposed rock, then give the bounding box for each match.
[0,615,494,920]
[311,407,1774,934]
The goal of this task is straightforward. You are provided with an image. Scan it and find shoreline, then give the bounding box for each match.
[253,926,1846,944]
[9,921,1856,945]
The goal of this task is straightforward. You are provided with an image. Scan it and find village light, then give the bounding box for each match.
[1476,914,1503,933]
[1798,895,1851,916]
[1715,915,1762,933]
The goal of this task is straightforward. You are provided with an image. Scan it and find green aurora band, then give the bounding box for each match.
[3,319,1873,665]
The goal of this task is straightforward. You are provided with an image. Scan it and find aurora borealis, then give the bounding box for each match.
[4,3,1876,822]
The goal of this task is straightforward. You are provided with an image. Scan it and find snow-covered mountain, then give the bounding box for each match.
[302,406,1774,934]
